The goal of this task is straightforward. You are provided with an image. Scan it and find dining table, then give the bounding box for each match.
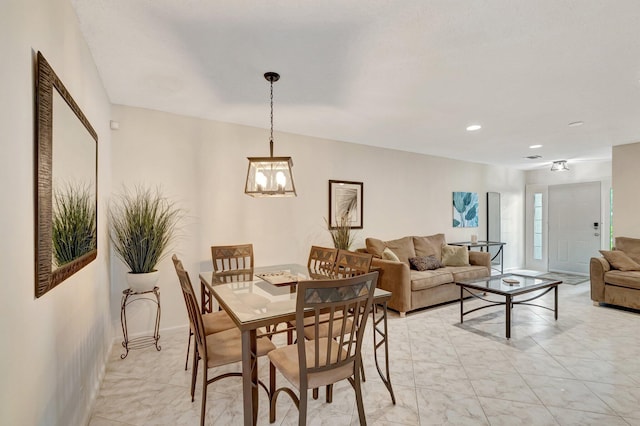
[199,263,396,426]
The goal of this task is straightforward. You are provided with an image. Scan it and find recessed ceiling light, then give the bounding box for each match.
[529,144,542,149]
[568,121,584,127]
[466,124,481,131]
[524,155,542,160]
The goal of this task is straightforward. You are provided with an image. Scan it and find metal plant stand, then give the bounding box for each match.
[120,286,161,359]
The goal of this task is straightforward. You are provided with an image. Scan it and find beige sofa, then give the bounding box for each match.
[361,234,491,316]
[590,236,640,310]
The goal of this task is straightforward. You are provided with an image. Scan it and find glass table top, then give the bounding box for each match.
[199,264,390,327]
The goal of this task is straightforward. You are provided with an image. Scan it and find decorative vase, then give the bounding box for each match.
[126,270,160,293]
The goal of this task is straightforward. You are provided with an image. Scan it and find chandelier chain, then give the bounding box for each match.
[269,79,274,157]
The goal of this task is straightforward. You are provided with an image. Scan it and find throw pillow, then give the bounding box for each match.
[599,250,640,271]
[409,255,443,271]
[441,245,469,266]
[382,247,400,262]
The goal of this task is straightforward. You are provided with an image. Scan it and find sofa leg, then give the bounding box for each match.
[399,312,406,318]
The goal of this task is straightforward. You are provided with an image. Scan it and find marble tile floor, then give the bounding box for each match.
[89,282,640,425]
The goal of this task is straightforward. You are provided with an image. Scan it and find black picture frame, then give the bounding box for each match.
[328,180,363,229]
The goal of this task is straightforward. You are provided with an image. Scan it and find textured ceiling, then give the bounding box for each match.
[71,0,640,170]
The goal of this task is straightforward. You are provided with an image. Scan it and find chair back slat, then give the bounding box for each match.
[211,244,254,273]
[295,272,378,387]
[333,249,373,278]
[307,246,338,273]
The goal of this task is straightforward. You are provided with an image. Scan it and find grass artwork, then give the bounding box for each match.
[326,216,356,250]
[52,182,97,267]
[453,191,479,228]
[109,186,182,273]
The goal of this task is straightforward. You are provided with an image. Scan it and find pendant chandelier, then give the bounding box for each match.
[244,72,297,197]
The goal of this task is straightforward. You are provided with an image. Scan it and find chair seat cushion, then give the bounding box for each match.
[203,310,236,335]
[268,337,354,389]
[410,270,454,291]
[302,312,353,340]
[206,328,275,368]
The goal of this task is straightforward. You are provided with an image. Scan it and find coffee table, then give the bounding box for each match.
[455,274,562,339]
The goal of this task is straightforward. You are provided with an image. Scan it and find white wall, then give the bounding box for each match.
[612,142,640,239]
[111,105,526,331]
[0,1,112,424]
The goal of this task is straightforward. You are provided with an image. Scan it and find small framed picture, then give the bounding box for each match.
[328,180,363,229]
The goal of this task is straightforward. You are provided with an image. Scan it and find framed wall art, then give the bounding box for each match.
[453,191,478,228]
[328,180,363,229]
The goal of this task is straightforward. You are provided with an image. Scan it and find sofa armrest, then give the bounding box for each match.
[469,251,491,274]
[371,258,411,315]
[590,257,610,302]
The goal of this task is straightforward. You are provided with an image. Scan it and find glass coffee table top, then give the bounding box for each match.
[456,274,562,296]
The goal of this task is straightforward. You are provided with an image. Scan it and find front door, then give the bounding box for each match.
[548,182,601,274]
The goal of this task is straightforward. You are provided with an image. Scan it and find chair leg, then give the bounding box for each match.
[299,388,308,426]
[312,388,319,399]
[185,329,192,371]
[325,384,333,403]
[269,362,277,423]
[287,328,293,345]
[360,356,366,382]
[191,345,199,402]
[200,366,207,426]
[354,368,367,426]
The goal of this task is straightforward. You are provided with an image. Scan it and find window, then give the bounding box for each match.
[610,188,614,249]
[533,193,543,260]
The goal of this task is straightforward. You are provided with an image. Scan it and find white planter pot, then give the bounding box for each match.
[126,270,160,293]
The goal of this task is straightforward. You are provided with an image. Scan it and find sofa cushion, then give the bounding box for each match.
[365,238,386,258]
[446,266,490,283]
[382,247,400,262]
[410,269,454,291]
[366,236,415,265]
[413,234,446,260]
[604,270,640,290]
[441,245,469,266]
[409,255,443,271]
[614,237,640,264]
[599,250,640,271]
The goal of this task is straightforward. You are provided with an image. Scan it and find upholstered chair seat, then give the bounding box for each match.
[268,337,353,390]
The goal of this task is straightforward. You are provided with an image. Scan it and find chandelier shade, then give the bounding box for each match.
[244,72,297,197]
[245,156,296,197]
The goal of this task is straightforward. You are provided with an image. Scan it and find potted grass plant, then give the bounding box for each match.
[326,215,356,250]
[109,186,182,292]
[52,182,97,267]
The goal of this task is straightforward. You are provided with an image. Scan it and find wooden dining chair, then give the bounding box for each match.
[172,255,237,371]
[304,249,374,400]
[307,245,338,273]
[174,257,276,426]
[203,244,255,313]
[211,244,254,273]
[333,249,373,278]
[268,272,379,426]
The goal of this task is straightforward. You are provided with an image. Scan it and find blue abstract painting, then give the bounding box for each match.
[453,192,478,228]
